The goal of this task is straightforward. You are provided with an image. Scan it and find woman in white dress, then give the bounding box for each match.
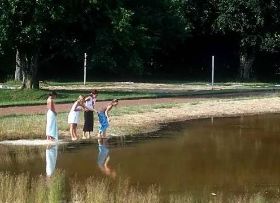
[46,91,58,141]
[68,95,90,141]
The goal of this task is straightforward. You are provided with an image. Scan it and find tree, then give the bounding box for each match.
[128,0,188,75]
[0,0,64,88]
[14,50,23,81]
[215,0,280,80]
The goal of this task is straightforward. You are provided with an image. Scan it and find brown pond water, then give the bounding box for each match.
[1,114,280,198]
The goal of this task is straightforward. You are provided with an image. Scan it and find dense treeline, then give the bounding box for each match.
[0,0,280,88]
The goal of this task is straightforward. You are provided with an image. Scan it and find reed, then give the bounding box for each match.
[0,172,160,203]
[0,171,279,203]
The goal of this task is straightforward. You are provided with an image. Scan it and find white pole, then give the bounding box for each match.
[84,53,87,85]
[211,55,215,90]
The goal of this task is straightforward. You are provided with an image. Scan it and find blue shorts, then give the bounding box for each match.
[98,112,109,134]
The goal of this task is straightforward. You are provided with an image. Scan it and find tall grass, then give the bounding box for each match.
[0,172,160,203]
[0,172,65,203]
[168,193,278,203]
[0,171,278,203]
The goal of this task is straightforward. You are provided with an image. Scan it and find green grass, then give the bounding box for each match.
[44,80,276,86]
[0,87,278,108]
[2,81,280,107]
[0,89,162,107]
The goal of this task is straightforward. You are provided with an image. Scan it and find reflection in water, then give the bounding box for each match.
[46,144,58,177]
[97,138,116,178]
[4,114,280,197]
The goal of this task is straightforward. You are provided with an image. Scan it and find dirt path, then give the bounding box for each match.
[0,97,197,116]
[1,89,279,116]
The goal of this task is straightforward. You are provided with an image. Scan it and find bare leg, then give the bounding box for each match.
[97,130,102,138]
[82,131,86,139]
[73,124,78,140]
[104,156,110,168]
[103,130,107,138]
[48,136,54,141]
[70,124,75,140]
[98,138,103,145]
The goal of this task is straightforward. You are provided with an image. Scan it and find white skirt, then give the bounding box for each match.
[68,111,80,124]
[46,110,58,140]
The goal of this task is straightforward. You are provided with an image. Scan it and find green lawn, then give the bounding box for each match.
[44,80,277,87]
[1,81,280,107]
[0,89,164,107]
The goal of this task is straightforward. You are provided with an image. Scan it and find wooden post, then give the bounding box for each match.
[211,55,215,90]
[84,53,87,85]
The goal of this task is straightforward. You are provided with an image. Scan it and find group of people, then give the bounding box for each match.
[46,90,119,141]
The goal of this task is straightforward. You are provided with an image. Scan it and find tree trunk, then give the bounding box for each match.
[14,50,23,81]
[20,52,39,89]
[239,51,255,81]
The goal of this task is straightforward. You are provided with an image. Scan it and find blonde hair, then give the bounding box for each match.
[78,95,85,102]
[112,99,118,103]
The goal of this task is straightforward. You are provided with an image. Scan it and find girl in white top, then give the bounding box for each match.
[68,95,92,141]
[82,90,98,139]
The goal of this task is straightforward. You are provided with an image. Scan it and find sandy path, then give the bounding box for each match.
[0,97,197,116]
[1,89,279,116]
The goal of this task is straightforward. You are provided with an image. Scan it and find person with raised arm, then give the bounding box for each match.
[68,95,94,141]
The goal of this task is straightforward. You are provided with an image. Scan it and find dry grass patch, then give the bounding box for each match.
[0,113,69,140]
[0,103,179,140]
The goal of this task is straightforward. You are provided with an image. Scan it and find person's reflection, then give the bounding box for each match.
[46,144,58,177]
[97,138,116,178]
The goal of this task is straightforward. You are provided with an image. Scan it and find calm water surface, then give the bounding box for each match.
[2,114,280,196]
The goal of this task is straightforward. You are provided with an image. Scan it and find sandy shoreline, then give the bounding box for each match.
[1,95,280,145]
[108,96,280,137]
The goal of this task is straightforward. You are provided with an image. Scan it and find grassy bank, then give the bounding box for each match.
[0,171,278,203]
[0,103,178,140]
[2,94,280,141]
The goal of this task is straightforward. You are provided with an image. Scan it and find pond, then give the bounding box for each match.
[1,114,280,199]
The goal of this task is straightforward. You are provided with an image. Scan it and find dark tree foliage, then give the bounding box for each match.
[215,0,280,80]
[1,0,280,85]
[0,0,65,88]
